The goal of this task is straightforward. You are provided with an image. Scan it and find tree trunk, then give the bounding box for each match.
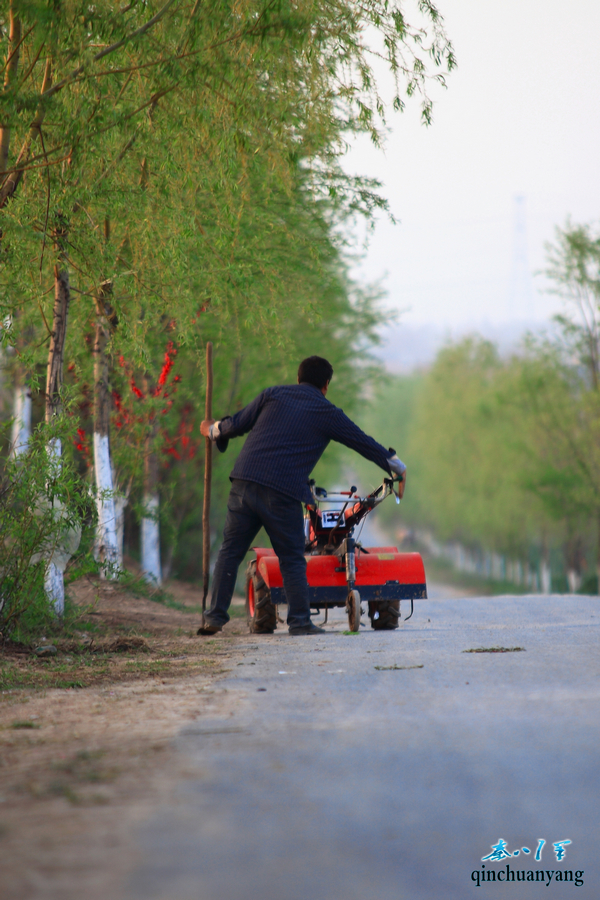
[114,474,130,570]
[0,57,52,209]
[10,376,31,457]
[202,341,213,615]
[92,281,118,578]
[141,368,161,584]
[44,242,71,615]
[9,316,32,457]
[44,549,65,617]
[141,419,161,585]
[540,535,552,594]
[0,3,21,178]
[46,263,70,425]
[540,560,552,594]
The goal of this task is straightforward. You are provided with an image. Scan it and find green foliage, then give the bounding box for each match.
[352,219,600,588]
[348,370,422,504]
[545,221,600,388]
[403,337,550,553]
[361,335,597,565]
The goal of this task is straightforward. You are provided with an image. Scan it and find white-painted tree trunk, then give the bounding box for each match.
[44,561,64,616]
[567,569,581,593]
[10,383,31,457]
[141,493,162,585]
[44,438,65,615]
[43,238,71,617]
[92,278,120,580]
[540,562,552,593]
[93,432,118,578]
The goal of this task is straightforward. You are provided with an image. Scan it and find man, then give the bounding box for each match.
[198,356,406,636]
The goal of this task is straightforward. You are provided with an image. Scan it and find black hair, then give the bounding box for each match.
[298,356,334,390]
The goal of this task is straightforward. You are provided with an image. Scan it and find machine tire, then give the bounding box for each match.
[346,589,361,633]
[368,599,401,630]
[246,560,277,634]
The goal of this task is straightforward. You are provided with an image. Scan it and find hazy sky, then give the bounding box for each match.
[345,0,600,330]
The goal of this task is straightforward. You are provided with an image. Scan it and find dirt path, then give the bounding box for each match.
[0,578,250,900]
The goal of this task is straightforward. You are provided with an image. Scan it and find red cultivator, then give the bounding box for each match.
[246,478,427,633]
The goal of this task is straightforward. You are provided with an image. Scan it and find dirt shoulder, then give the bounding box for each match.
[0,577,249,900]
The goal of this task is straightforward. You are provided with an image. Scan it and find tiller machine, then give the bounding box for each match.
[246,477,427,633]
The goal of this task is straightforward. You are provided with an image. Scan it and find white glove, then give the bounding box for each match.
[208,421,221,441]
[387,454,406,478]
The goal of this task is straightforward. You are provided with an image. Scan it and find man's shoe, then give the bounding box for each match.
[289,622,327,635]
[197,621,223,636]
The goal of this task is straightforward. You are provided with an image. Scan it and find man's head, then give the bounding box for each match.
[298,356,333,392]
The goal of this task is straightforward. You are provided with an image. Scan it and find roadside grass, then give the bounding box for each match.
[0,648,224,692]
[1,590,229,692]
[117,570,247,618]
[117,570,197,612]
[228,604,247,619]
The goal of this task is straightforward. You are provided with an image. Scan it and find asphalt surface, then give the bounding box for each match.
[126,593,599,900]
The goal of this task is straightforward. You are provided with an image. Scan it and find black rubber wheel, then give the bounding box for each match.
[245,560,277,634]
[346,589,361,633]
[368,599,401,630]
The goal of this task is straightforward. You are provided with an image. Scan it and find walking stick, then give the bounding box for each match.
[202,342,213,624]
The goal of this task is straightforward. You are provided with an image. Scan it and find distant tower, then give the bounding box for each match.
[509,194,535,320]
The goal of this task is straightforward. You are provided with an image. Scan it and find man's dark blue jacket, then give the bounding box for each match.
[217,383,393,504]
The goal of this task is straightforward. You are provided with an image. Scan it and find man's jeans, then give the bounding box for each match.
[204,479,311,630]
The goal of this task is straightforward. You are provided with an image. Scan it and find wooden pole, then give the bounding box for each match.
[202,342,213,621]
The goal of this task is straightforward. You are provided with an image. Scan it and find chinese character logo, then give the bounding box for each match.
[482,838,571,863]
[553,841,571,861]
[482,840,512,862]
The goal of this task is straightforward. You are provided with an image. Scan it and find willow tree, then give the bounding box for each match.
[0,0,455,593]
[513,224,600,588]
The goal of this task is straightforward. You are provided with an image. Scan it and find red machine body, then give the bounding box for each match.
[254,546,427,606]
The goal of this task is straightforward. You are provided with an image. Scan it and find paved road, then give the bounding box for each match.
[126,594,599,900]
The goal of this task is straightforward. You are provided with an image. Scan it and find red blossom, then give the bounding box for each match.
[160,404,198,461]
[152,341,177,396]
[191,306,208,324]
[113,341,184,437]
[129,376,144,399]
[73,427,91,464]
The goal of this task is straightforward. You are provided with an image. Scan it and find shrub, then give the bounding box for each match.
[0,419,95,640]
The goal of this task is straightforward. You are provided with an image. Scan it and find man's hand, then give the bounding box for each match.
[387,453,406,498]
[395,470,406,499]
[201,419,215,438]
